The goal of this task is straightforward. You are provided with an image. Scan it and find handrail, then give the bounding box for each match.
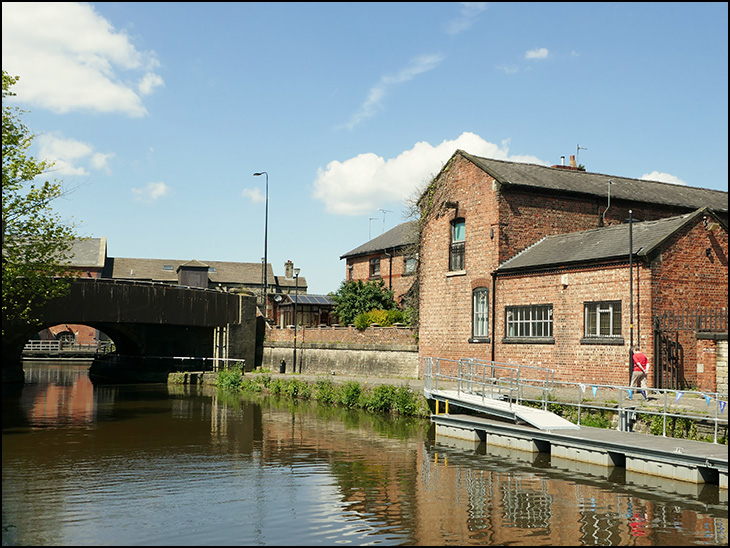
[423,356,728,444]
[94,354,245,372]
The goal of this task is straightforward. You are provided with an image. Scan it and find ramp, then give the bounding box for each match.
[426,388,579,431]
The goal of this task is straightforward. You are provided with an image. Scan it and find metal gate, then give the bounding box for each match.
[653,308,728,390]
[654,329,684,389]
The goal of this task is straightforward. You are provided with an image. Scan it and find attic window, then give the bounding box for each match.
[208,267,216,273]
[162,265,174,271]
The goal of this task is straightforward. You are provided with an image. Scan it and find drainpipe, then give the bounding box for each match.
[384,249,393,291]
[491,270,497,362]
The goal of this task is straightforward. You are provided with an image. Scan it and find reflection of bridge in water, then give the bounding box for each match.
[3,277,256,383]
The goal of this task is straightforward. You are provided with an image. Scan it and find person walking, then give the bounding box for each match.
[630,346,649,400]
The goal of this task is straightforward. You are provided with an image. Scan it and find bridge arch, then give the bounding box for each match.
[3,278,256,383]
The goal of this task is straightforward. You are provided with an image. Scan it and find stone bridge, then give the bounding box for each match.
[2,277,257,383]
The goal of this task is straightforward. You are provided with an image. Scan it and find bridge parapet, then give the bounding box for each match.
[2,277,256,383]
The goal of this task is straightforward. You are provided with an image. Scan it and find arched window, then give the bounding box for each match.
[472,287,489,341]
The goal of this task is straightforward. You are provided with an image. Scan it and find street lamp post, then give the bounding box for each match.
[253,172,268,319]
[293,267,300,374]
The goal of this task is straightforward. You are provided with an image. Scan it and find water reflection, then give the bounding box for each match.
[2,363,727,546]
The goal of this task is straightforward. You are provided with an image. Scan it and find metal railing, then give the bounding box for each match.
[423,356,555,411]
[423,356,728,444]
[93,354,245,372]
[23,340,114,355]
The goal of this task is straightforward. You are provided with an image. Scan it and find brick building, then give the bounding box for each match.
[417,150,728,389]
[340,220,418,306]
[35,237,108,346]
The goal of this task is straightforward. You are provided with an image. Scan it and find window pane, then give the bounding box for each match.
[452,221,465,242]
[473,288,489,338]
[585,301,621,337]
[505,305,553,338]
[450,241,465,271]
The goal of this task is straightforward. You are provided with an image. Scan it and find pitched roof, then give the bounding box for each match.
[497,208,723,273]
[340,221,418,259]
[279,294,335,306]
[67,237,107,268]
[458,150,728,213]
[103,257,279,286]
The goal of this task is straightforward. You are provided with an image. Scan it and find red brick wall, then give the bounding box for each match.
[346,251,416,305]
[267,324,417,347]
[417,153,728,386]
[493,265,652,385]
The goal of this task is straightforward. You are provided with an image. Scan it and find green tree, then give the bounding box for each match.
[330,279,396,326]
[2,70,76,333]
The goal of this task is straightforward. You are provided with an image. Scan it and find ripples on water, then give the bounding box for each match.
[2,363,727,546]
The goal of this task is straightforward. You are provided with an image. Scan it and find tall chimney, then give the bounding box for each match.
[561,156,565,166]
[569,155,577,168]
[285,260,293,279]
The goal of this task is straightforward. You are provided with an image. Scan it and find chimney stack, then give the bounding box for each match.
[569,155,577,168]
[285,260,293,279]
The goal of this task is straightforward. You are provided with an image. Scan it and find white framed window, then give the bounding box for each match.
[404,255,417,275]
[369,258,380,278]
[506,305,553,338]
[584,301,622,338]
[472,287,489,340]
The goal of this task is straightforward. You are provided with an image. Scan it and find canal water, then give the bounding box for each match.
[2,362,727,546]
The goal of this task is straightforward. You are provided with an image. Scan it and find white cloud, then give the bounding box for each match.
[138,72,165,96]
[241,187,266,203]
[1,2,163,117]
[312,132,545,216]
[640,171,687,186]
[342,54,444,130]
[444,2,488,35]
[36,133,113,176]
[132,181,172,203]
[525,47,549,60]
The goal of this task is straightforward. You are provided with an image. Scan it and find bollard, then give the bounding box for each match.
[280,359,286,374]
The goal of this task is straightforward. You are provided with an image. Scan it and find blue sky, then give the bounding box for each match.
[3,2,728,295]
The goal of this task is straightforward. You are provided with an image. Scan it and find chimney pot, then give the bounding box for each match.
[561,156,565,166]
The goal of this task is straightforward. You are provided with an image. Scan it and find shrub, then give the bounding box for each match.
[216,363,244,391]
[365,384,397,414]
[339,381,362,408]
[314,378,337,405]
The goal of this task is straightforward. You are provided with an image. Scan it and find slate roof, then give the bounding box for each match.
[340,221,418,259]
[102,257,307,288]
[497,208,722,273]
[67,237,107,268]
[458,151,728,213]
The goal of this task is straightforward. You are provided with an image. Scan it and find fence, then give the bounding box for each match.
[423,356,728,444]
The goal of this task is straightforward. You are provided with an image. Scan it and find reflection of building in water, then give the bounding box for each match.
[26,366,96,425]
[414,445,723,546]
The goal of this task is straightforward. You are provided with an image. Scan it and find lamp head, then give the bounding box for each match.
[294,268,301,276]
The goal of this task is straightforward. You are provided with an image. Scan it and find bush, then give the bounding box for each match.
[364,384,397,414]
[314,378,337,405]
[354,308,406,329]
[339,381,362,408]
[216,363,244,391]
